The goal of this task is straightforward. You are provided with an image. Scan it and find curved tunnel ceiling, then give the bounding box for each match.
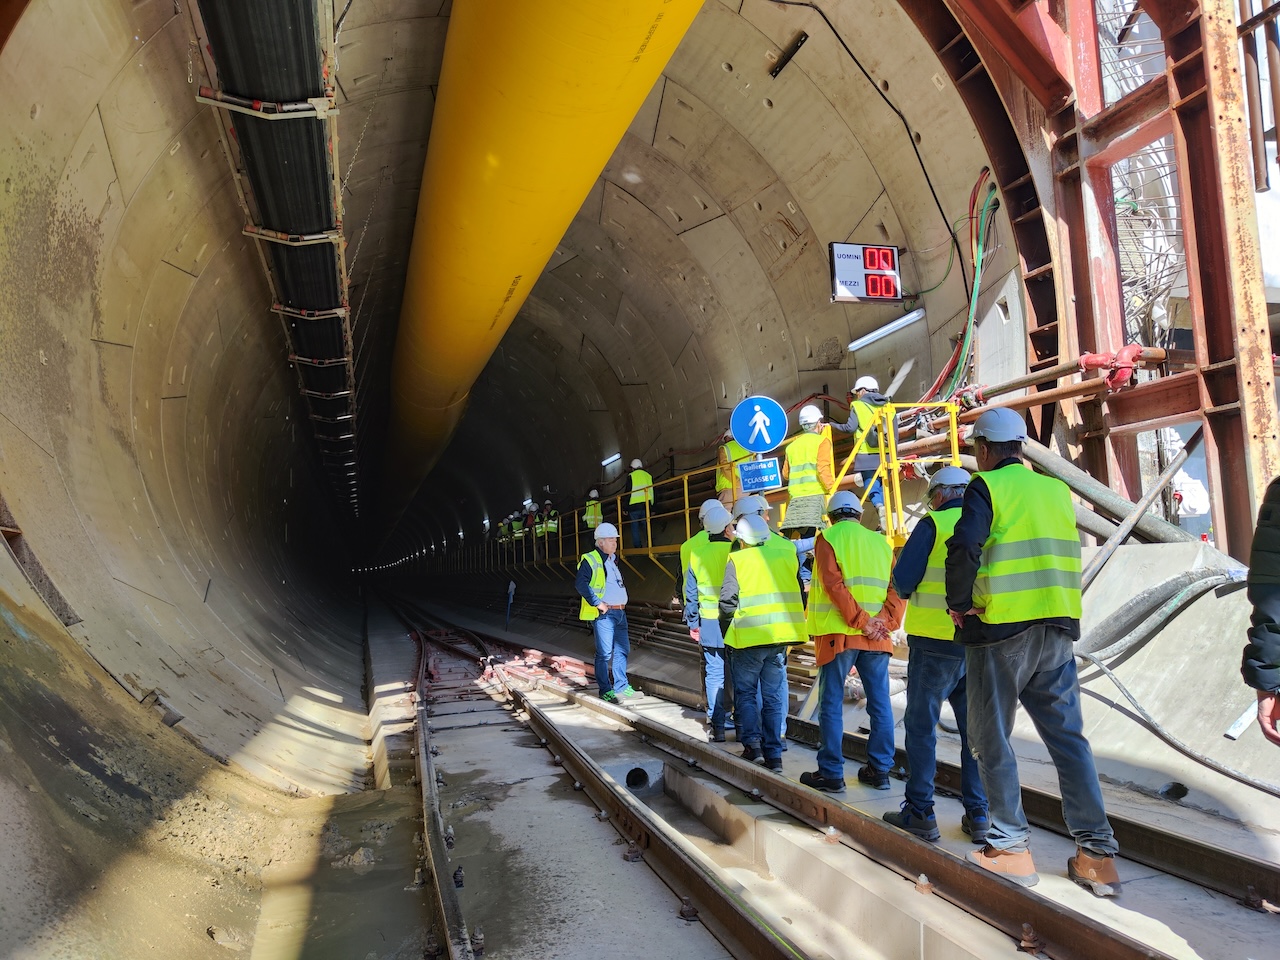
[0,0,1029,778]
[398,0,1021,557]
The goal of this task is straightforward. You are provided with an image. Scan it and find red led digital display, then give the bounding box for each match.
[865,274,899,299]
[863,246,896,271]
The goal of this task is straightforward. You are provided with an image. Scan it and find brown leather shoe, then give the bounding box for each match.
[967,845,1039,887]
[1068,848,1120,897]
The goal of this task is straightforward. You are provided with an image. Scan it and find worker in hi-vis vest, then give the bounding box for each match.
[945,406,1117,897]
[832,376,892,528]
[626,458,654,549]
[719,514,806,770]
[683,502,737,741]
[575,523,642,704]
[584,489,603,529]
[781,405,834,537]
[799,491,903,796]
[716,429,750,510]
[881,466,988,845]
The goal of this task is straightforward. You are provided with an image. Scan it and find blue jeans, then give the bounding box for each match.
[592,610,630,695]
[867,478,884,508]
[701,646,733,729]
[903,636,987,819]
[728,644,786,759]
[626,502,648,547]
[817,648,893,779]
[965,624,1116,855]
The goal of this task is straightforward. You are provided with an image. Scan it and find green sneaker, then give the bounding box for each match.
[619,685,643,699]
[601,691,619,704]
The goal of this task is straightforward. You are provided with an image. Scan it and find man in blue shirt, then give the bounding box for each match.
[882,466,989,843]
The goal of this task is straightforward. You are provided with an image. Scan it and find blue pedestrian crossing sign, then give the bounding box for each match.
[731,395,787,454]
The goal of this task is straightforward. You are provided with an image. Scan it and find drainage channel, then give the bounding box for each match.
[393,605,1191,960]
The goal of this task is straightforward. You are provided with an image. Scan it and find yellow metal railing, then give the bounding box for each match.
[433,403,960,573]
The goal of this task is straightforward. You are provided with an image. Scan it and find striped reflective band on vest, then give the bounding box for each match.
[786,431,825,498]
[687,536,732,620]
[972,465,1083,624]
[850,399,883,454]
[578,551,607,621]
[805,520,892,637]
[726,538,806,648]
[904,508,960,640]
[629,469,654,505]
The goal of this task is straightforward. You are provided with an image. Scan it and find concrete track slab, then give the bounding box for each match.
[428,687,731,960]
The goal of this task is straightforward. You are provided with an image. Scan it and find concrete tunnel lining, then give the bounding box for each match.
[0,0,1050,954]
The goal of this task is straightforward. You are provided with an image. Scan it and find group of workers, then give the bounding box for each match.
[575,405,1122,899]
[496,500,560,553]
[716,378,892,536]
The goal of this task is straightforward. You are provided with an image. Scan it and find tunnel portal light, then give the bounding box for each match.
[601,452,621,467]
[847,308,926,354]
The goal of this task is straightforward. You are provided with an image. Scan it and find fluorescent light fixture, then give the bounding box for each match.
[523,498,533,507]
[601,452,622,467]
[847,308,927,354]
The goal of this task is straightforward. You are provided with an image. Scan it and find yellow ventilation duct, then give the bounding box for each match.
[380,0,703,531]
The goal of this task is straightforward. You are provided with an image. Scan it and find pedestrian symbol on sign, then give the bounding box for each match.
[748,405,772,446]
[730,395,788,455]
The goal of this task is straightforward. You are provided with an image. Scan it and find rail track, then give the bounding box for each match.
[391,598,1279,960]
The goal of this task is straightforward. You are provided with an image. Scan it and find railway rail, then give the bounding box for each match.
[391,598,1278,960]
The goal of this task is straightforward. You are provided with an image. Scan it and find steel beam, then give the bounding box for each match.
[1160,0,1280,558]
[942,0,1073,109]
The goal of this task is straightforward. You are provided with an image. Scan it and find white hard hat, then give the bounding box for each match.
[544,499,552,505]
[798,404,823,425]
[854,375,879,392]
[752,495,772,515]
[697,498,721,520]
[588,489,599,498]
[702,504,733,533]
[732,497,763,520]
[594,522,619,539]
[630,458,643,469]
[827,490,863,518]
[969,408,1028,444]
[928,466,972,492]
[735,514,771,546]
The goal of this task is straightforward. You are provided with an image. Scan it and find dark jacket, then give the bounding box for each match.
[1245,477,1280,693]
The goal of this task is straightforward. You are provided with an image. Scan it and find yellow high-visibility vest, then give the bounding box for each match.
[806,520,892,636]
[717,439,750,494]
[629,469,654,505]
[687,536,733,621]
[786,432,825,499]
[903,508,960,640]
[725,538,806,648]
[578,551,606,621]
[973,465,1082,623]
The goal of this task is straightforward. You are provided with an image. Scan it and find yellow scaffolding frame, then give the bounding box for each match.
[831,401,962,548]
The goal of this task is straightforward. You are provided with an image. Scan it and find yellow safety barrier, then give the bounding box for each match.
[429,403,959,574]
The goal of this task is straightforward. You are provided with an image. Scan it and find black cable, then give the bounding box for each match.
[769,1,971,302]
[1077,650,1280,801]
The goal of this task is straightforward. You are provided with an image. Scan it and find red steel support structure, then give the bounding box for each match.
[933,0,1280,559]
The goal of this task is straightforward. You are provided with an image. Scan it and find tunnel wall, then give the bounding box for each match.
[409,0,1026,546]
[0,0,368,794]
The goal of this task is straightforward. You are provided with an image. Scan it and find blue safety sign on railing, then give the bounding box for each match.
[731,395,787,454]
[738,457,783,494]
